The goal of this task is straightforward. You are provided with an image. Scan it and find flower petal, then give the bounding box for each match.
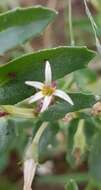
[40,96,52,112]
[25,81,43,89]
[54,89,74,105]
[23,159,37,190]
[28,91,44,104]
[45,61,52,85]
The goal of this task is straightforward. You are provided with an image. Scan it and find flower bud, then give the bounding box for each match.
[2,105,35,119]
[23,158,37,190]
[23,122,48,190]
[23,142,38,190]
[91,102,101,116]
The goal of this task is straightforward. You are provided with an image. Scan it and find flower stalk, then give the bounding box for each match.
[83,0,101,53]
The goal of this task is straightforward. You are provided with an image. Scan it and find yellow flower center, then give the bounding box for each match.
[42,85,55,96]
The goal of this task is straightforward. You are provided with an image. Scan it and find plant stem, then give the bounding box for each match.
[68,0,75,46]
[83,0,101,53]
[33,122,49,144]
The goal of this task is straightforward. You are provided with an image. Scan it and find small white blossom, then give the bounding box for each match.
[25,61,74,112]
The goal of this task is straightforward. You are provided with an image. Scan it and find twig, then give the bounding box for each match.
[83,0,101,53]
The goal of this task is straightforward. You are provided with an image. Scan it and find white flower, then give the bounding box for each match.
[23,159,37,190]
[25,61,74,112]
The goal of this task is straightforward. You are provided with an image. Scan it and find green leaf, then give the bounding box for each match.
[42,93,99,121]
[89,132,101,181]
[0,115,35,155]
[0,46,95,104]
[0,6,57,54]
[0,117,15,153]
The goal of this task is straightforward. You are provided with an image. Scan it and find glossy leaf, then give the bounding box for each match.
[0,46,95,104]
[0,6,57,54]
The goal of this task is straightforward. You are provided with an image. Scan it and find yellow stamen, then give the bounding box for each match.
[42,85,55,96]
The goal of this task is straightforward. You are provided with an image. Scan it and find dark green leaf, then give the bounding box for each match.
[0,46,95,104]
[0,116,36,155]
[0,6,57,53]
[0,117,15,153]
[42,93,99,121]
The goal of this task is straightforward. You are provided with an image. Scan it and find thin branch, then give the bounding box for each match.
[83,0,101,53]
